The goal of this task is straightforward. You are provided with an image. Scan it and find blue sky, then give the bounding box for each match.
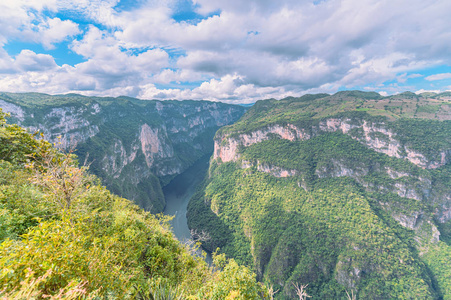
[0,0,450,103]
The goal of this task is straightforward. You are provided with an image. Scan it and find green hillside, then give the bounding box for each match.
[188,91,451,299]
[0,109,269,299]
[0,92,246,213]
[226,90,451,132]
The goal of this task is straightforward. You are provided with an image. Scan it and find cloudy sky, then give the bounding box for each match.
[0,0,450,103]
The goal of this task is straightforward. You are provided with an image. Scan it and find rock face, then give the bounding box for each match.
[215,118,450,169]
[241,160,298,178]
[0,93,246,212]
[214,116,451,224]
[214,117,451,237]
[214,124,309,163]
[0,99,25,121]
[139,124,174,169]
[189,93,451,300]
[30,106,100,150]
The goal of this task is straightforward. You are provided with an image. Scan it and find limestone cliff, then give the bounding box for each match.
[191,92,451,299]
[214,118,450,169]
[0,92,246,212]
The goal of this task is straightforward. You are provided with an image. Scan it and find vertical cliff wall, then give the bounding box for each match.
[188,91,451,299]
[0,93,246,212]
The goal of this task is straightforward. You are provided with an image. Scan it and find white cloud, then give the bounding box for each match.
[338,52,432,88]
[0,25,172,97]
[397,73,423,83]
[136,75,295,103]
[1,0,451,102]
[36,18,81,49]
[425,73,451,81]
[15,50,58,72]
[113,0,451,100]
[0,2,78,49]
[186,74,294,102]
[56,0,121,26]
[415,89,441,94]
[0,48,15,73]
[68,26,170,90]
[152,69,204,84]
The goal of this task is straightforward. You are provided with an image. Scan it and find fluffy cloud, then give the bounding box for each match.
[1,0,451,101]
[113,0,451,99]
[425,73,451,81]
[0,2,79,48]
[138,74,294,103]
[0,25,170,97]
[35,18,81,50]
[15,50,58,72]
[414,89,442,94]
[70,26,169,90]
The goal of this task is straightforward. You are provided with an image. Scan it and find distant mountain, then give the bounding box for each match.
[0,92,246,212]
[188,91,451,299]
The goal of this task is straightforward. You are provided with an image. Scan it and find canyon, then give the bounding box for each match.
[2,90,451,299]
[0,92,245,212]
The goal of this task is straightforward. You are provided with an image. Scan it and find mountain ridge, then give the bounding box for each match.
[188,90,451,299]
[0,92,246,212]
[0,107,270,299]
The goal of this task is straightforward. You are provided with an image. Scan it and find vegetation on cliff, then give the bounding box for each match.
[0,92,246,212]
[0,109,268,299]
[188,91,451,299]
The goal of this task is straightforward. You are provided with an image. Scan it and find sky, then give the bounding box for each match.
[0,0,450,103]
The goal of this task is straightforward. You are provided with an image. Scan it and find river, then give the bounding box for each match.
[163,154,211,258]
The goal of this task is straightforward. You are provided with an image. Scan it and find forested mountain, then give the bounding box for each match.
[2,90,451,299]
[0,108,269,299]
[0,92,245,212]
[188,91,451,299]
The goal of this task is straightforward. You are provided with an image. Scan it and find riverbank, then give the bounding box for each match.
[163,154,212,261]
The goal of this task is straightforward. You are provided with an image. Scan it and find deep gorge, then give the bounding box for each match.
[1,91,451,299]
[163,154,210,243]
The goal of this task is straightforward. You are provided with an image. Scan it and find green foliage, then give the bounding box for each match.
[186,253,269,300]
[0,93,246,213]
[190,91,451,299]
[422,242,451,300]
[187,179,235,254]
[388,118,451,160]
[0,109,52,165]
[216,91,451,155]
[194,158,441,299]
[437,220,451,245]
[193,127,451,299]
[416,104,441,114]
[0,268,97,300]
[0,115,269,299]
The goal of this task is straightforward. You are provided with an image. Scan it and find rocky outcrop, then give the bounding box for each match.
[213,118,450,236]
[13,105,101,149]
[241,160,297,178]
[140,124,174,168]
[214,118,451,169]
[214,124,309,162]
[101,139,140,178]
[321,118,451,169]
[0,100,25,121]
[315,159,435,203]
[316,160,369,178]
[0,94,246,212]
